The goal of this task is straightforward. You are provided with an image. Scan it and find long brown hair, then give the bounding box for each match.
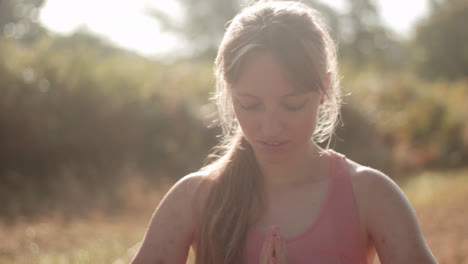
[195,1,341,263]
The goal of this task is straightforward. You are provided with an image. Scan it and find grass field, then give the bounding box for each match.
[1,168,467,264]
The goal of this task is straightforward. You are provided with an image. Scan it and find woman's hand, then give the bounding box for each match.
[259,225,289,264]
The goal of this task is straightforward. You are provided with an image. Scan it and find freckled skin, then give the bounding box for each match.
[348,161,439,263]
[380,237,386,246]
[130,173,208,264]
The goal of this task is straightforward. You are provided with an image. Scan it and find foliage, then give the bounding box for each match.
[342,69,468,172]
[1,0,468,221]
[147,0,401,68]
[412,0,468,80]
[334,0,404,70]
[0,33,216,220]
[0,0,46,42]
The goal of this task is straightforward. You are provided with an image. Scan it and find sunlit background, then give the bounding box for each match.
[1,0,467,263]
[38,0,428,57]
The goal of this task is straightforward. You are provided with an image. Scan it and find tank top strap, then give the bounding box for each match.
[326,149,368,263]
[328,149,354,194]
[328,149,346,180]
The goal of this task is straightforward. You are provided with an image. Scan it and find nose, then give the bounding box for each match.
[260,109,284,137]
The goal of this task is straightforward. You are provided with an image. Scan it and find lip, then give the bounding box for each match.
[257,140,290,152]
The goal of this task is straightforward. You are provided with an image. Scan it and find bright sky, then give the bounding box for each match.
[39,0,428,58]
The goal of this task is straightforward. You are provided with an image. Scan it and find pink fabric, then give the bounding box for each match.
[242,150,370,264]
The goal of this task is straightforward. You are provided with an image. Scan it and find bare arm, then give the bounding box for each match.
[355,168,438,264]
[130,173,207,264]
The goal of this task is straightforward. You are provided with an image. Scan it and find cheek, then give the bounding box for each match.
[291,115,317,136]
[233,108,257,133]
[290,106,320,136]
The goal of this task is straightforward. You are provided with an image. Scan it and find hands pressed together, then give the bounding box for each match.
[259,226,289,264]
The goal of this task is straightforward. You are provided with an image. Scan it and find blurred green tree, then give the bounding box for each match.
[148,0,402,69]
[0,0,46,42]
[412,0,468,80]
[337,0,404,70]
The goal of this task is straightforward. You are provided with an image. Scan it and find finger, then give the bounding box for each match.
[269,256,276,264]
[259,229,275,264]
[272,225,280,237]
[273,236,282,257]
[260,240,274,263]
[273,234,288,263]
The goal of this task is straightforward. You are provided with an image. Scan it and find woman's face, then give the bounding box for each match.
[230,50,322,163]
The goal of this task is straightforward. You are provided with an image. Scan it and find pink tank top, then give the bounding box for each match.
[242,150,373,264]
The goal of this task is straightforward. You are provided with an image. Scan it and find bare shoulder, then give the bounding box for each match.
[174,170,215,219]
[346,159,391,190]
[345,159,401,209]
[168,170,213,204]
[155,170,215,231]
[344,158,438,263]
[130,171,214,264]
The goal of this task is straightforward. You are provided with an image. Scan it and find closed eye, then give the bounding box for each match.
[283,100,308,111]
[234,98,261,111]
[240,103,261,111]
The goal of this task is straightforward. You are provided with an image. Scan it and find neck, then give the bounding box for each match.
[255,141,328,189]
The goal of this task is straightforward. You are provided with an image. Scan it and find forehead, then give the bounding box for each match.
[230,50,304,97]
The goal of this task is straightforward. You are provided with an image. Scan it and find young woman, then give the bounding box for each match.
[131,1,438,263]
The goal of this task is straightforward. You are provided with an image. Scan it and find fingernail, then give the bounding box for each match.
[274,226,280,236]
[268,226,275,236]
